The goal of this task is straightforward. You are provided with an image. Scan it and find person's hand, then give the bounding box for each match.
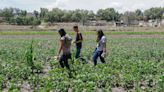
[101,52,106,58]
[57,55,60,60]
[72,40,76,44]
[73,40,76,43]
[54,55,60,60]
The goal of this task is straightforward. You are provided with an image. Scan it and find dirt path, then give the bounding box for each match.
[0,35,55,39]
[0,34,164,39]
[112,87,126,92]
[42,62,51,77]
[20,81,31,92]
[110,34,164,38]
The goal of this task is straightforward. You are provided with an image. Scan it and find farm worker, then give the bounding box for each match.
[55,28,72,70]
[73,26,83,59]
[93,29,106,66]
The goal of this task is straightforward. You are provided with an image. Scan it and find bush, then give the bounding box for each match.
[33,19,41,26]
[15,16,41,25]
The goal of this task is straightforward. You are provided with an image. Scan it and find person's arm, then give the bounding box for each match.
[101,43,106,58]
[103,43,106,53]
[57,40,64,59]
[102,37,107,57]
[74,33,83,43]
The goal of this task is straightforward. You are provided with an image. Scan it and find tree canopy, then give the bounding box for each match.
[0,7,163,25]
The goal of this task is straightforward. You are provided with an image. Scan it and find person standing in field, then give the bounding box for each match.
[55,28,72,70]
[73,26,83,59]
[92,29,106,66]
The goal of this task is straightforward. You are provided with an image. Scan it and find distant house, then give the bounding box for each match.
[96,20,108,26]
[161,19,164,26]
[0,17,4,23]
[148,20,160,27]
[114,20,125,27]
[27,13,35,17]
[114,19,139,27]
[84,20,107,26]
[138,19,164,27]
[138,21,146,27]
[129,20,139,25]
[0,17,3,20]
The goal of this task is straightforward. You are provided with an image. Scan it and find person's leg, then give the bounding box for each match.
[64,59,70,70]
[93,51,99,66]
[99,51,105,63]
[75,47,81,59]
[93,48,97,54]
[59,55,65,68]
[64,54,71,70]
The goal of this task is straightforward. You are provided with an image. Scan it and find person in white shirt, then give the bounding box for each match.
[92,29,106,66]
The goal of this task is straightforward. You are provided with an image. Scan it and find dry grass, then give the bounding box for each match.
[0,24,164,32]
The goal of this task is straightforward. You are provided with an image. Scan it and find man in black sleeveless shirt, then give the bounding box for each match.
[73,26,83,59]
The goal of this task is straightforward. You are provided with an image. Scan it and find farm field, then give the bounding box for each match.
[0,31,164,92]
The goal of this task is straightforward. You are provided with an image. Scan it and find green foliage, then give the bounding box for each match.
[15,16,34,25]
[40,8,49,19]
[0,75,6,90]
[0,7,164,24]
[15,16,41,25]
[0,34,163,91]
[25,40,34,69]
[34,10,39,19]
[97,8,120,21]
[144,7,164,20]
[33,19,41,26]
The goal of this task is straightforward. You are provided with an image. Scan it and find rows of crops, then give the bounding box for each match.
[0,34,164,92]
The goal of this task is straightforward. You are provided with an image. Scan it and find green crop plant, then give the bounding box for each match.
[0,32,163,91]
[25,40,35,71]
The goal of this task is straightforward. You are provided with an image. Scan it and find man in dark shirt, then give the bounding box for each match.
[73,26,83,59]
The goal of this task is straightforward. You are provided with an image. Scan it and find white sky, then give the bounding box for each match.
[0,0,164,13]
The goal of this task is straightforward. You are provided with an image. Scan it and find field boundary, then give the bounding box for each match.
[1,31,164,35]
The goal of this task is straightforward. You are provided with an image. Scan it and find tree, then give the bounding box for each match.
[88,10,95,20]
[71,9,82,22]
[14,8,21,15]
[45,11,56,23]
[80,10,89,25]
[15,16,34,25]
[0,9,2,16]
[135,9,143,20]
[32,19,41,27]
[61,10,73,22]
[97,8,120,21]
[20,10,27,16]
[1,8,14,23]
[144,7,163,20]
[52,8,64,22]
[15,16,23,25]
[34,10,39,19]
[0,7,164,25]
[40,8,48,19]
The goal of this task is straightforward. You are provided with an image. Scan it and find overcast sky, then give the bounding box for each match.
[0,0,164,13]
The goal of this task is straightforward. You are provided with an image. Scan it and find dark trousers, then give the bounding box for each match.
[59,53,71,69]
[93,49,105,66]
[75,47,81,59]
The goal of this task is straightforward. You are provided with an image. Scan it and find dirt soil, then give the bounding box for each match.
[0,35,164,39]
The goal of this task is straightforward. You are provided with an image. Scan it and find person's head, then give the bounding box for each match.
[73,26,79,32]
[97,29,104,41]
[58,28,66,37]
